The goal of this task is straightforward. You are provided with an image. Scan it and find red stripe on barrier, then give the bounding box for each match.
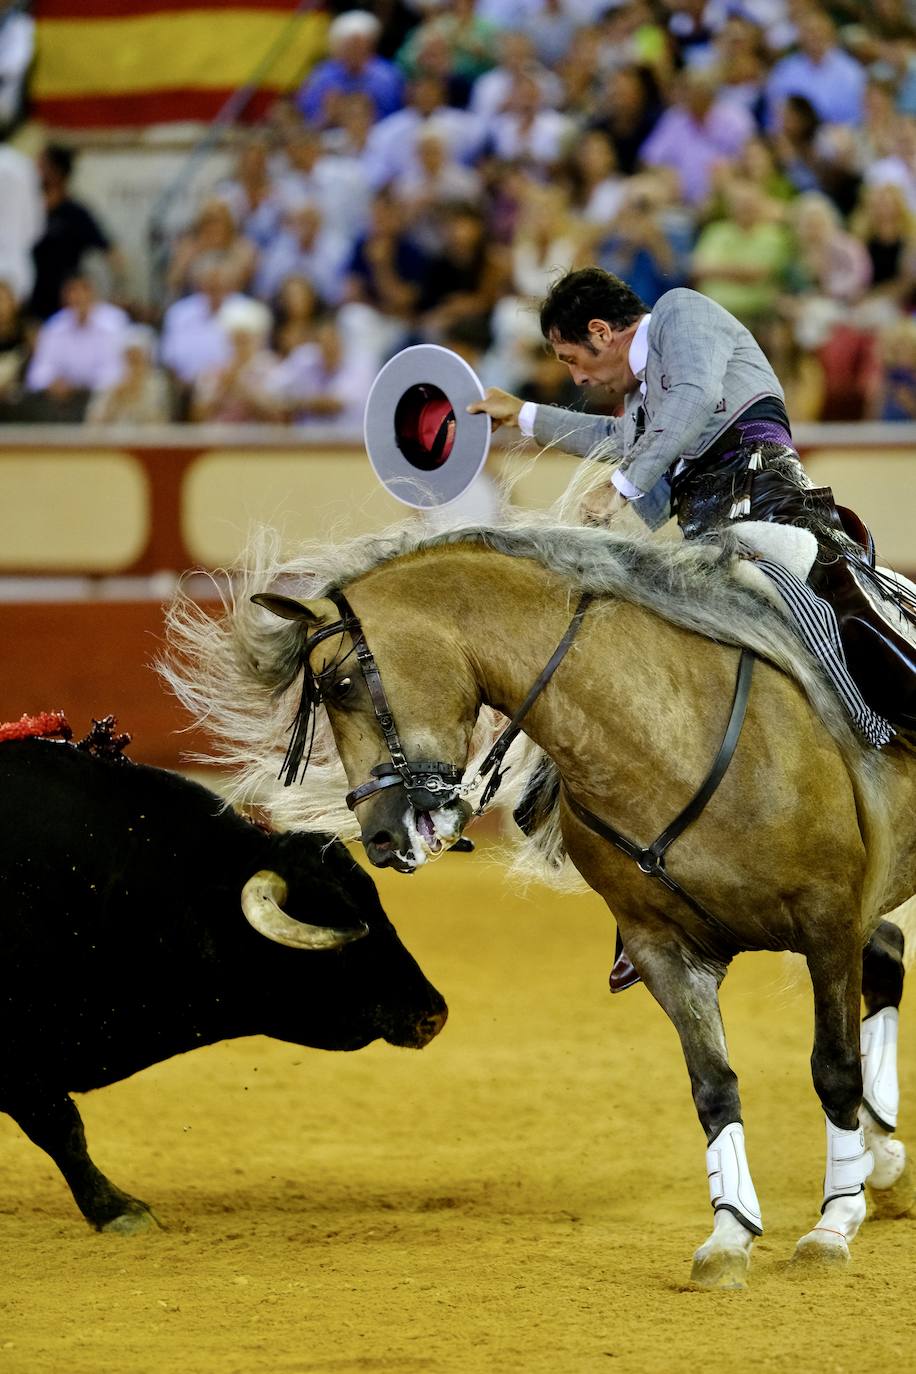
[33,87,281,128]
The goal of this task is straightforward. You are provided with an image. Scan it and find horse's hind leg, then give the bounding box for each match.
[794,931,873,1267]
[861,920,913,1218]
[624,926,762,1290]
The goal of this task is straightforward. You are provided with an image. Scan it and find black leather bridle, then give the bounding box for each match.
[292,589,465,812]
[282,583,756,943]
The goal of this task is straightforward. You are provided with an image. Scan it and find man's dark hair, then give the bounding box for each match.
[539,268,647,345]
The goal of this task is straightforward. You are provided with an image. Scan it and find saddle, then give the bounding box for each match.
[675,450,916,736]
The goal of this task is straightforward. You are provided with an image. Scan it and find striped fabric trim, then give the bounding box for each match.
[754,557,895,748]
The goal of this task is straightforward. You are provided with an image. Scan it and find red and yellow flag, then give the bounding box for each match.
[32,0,329,128]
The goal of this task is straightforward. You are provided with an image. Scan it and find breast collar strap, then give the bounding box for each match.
[564,649,755,944]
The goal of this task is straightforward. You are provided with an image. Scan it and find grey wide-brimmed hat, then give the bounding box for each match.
[363,344,492,509]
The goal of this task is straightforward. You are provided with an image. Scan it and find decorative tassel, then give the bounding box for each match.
[728,448,762,521]
[279,662,320,788]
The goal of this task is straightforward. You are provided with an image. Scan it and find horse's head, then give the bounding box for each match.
[253,583,478,872]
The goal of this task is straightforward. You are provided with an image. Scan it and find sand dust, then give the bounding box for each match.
[2,840,915,1374]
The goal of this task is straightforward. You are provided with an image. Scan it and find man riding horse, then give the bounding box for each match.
[468,268,916,738]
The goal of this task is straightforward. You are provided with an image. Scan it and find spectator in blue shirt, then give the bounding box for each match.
[296,10,403,130]
[766,11,866,129]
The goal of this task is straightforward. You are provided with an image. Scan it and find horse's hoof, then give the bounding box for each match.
[99,1205,162,1235]
[690,1247,749,1290]
[792,1230,850,1269]
[869,1156,916,1219]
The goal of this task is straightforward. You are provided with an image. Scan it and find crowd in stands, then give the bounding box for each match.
[5,0,916,426]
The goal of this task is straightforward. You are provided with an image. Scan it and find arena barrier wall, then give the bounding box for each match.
[0,423,913,766]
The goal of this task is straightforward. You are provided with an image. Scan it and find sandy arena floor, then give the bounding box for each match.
[2,838,915,1374]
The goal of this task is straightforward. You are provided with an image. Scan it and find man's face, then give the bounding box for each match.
[549,321,636,399]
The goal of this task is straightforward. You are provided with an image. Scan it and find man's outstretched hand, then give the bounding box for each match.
[466,388,524,430]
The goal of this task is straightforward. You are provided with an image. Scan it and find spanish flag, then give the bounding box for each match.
[32,0,329,128]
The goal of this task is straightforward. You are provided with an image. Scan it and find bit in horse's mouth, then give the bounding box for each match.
[416,810,443,853]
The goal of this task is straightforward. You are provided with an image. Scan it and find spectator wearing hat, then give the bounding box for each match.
[296,11,404,128]
[86,325,171,425]
[29,144,122,321]
[191,298,282,423]
[25,274,128,418]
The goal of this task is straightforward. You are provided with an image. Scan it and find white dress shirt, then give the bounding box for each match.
[27,302,128,392]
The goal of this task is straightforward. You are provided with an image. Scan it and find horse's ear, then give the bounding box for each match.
[250,593,339,625]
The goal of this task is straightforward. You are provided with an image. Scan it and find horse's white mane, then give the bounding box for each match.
[161,510,895,899]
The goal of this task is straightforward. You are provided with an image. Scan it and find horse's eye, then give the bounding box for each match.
[330,676,353,701]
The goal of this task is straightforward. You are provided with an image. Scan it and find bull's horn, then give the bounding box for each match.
[240,870,368,950]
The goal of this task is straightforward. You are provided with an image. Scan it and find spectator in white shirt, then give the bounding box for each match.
[214,137,285,252]
[253,203,351,306]
[469,30,563,124]
[269,316,373,429]
[393,125,483,255]
[274,123,371,241]
[363,74,486,191]
[487,69,577,169]
[26,274,127,400]
[160,257,245,387]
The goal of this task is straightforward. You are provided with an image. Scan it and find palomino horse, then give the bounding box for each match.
[166,523,916,1288]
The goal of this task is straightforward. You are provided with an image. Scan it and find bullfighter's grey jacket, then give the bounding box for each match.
[532,288,786,529]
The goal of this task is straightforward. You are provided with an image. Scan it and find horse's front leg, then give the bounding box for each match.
[794,928,873,1267]
[624,923,762,1290]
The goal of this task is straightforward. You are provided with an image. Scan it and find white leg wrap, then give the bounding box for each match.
[706,1122,763,1235]
[822,1114,873,1209]
[860,1007,899,1131]
[861,1110,907,1190]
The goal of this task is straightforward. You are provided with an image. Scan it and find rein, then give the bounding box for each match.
[474,591,594,812]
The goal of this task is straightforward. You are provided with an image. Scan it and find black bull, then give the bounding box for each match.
[0,739,447,1231]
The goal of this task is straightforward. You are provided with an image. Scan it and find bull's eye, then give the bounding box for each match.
[330,676,353,701]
